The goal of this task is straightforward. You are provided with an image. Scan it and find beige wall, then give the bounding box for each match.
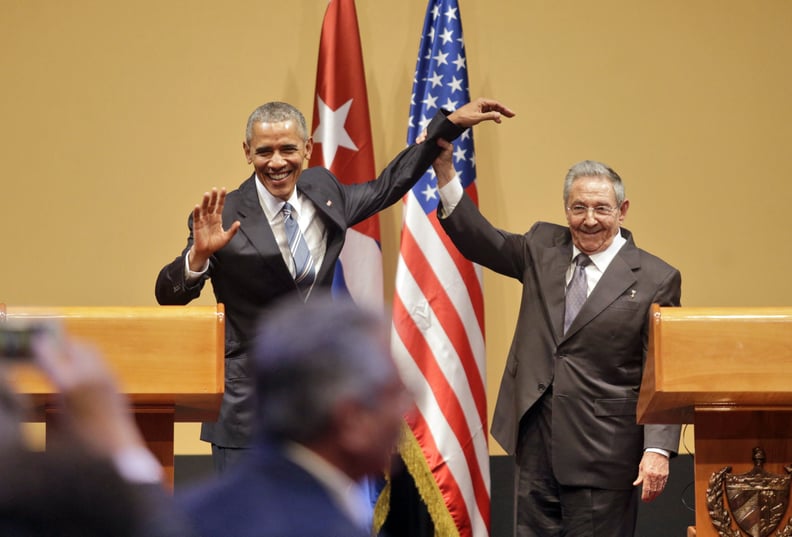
[2,1,791,455]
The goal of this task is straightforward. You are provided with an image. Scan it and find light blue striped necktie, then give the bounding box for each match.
[282,202,316,296]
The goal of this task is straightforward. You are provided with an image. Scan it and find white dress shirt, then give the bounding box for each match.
[254,179,327,279]
[185,180,327,282]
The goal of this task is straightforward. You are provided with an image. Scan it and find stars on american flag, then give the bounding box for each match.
[421,182,438,203]
[394,2,490,534]
[408,0,476,215]
[422,93,438,110]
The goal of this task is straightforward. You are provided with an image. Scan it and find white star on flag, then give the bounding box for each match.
[421,182,438,202]
[309,0,382,313]
[423,93,438,110]
[449,75,463,93]
[442,97,459,110]
[418,114,431,132]
[453,144,467,162]
[312,96,358,170]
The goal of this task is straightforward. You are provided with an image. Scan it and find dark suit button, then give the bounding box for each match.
[538,383,546,391]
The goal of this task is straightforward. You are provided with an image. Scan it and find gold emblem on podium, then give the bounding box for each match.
[706,447,792,537]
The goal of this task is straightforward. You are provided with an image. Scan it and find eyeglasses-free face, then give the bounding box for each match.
[564,176,629,255]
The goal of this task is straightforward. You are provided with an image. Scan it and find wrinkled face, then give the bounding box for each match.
[565,175,629,255]
[243,120,312,201]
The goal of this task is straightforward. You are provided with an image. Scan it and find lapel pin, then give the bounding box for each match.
[326,200,332,207]
[630,289,637,299]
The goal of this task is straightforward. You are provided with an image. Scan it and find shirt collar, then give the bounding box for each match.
[283,441,370,529]
[254,177,301,223]
[571,228,627,272]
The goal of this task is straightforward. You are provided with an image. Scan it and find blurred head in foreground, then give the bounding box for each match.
[251,293,411,481]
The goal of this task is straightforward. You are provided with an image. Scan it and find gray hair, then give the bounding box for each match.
[251,293,398,444]
[245,101,308,144]
[563,160,625,206]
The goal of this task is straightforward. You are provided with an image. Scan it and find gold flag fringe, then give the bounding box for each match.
[371,471,391,536]
[372,422,460,537]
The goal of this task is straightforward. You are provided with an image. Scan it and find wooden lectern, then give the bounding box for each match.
[1,305,224,488]
[638,305,792,537]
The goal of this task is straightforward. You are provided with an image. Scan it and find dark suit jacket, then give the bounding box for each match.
[0,447,197,537]
[155,111,463,448]
[439,195,682,490]
[177,441,368,537]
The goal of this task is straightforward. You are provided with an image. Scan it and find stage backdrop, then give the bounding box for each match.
[1,0,790,456]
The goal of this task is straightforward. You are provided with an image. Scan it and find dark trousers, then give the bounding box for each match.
[211,445,250,474]
[515,391,639,537]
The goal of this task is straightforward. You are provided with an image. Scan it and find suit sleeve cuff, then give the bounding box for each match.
[184,248,209,283]
[644,447,670,458]
[426,109,466,143]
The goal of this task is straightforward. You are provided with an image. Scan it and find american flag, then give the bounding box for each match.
[391,1,490,536]
[309,0,382,310]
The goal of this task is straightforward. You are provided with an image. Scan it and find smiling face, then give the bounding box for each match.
[565,175,629,255]
[243,120,313,201]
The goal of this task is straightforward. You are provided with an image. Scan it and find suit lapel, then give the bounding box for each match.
[235,176,294,287]
[298,171,347,230]
[535,228,573,344]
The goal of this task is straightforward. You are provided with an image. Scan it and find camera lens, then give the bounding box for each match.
[0,325,44,360]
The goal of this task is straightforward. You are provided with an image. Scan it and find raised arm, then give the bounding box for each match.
[330,97,514,227]
[426,98,516,186]
[446,97,515,128]
[187,187,241,271]
[432,138,456,189]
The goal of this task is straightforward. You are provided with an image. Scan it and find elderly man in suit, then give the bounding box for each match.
[155,98,514,471]
[177,293,410,537]
[431,142,681,537]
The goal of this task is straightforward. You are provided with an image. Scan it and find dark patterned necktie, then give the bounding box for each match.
[563,253,591,334]
[282,202,316,296]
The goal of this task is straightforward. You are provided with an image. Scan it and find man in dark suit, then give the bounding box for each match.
[177,293,411,537]
[155,98,514,471]
[431,144,682,537]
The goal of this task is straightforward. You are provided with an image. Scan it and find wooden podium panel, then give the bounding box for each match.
[638,305,792,537]
[1,305,224,487]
